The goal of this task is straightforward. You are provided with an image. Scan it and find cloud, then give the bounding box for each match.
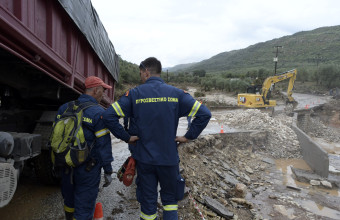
[92,0,340,67]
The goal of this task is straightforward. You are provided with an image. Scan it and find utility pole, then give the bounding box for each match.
[273,46,283,75]
[167,69,169,83]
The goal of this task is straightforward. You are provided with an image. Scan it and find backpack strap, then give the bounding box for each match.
[65,101,76,113]
[77,101,98,112]
[74,101,98,150]
[75,101,98,133]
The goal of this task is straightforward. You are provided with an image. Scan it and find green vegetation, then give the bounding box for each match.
[117,26,340,96]
[169,26,340,74]
[118,56,140,85]
[164,25,340,92]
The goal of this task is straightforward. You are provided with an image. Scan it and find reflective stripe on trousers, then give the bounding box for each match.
[140,211,157,220]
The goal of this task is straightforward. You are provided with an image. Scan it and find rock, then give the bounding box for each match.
[230,198,254,209]
[291,167,322,183]
[224,173,240,186]
[214,169,224,178]
[321,180,332,189]
[234,183,247,198]
[211,159,219,165]
[310,180,321,186]
[286,185,302,191]
[269,194,278,199]
[230,168,240,177]
[240,173,251,182]
[273,205,296,219]
[254,186,266,194]
[205,210,217,217]
[214,139,223,149]
[245,166,254,174]
[218,181,231,191]
[221,162,231,170]
[179,167,184,174]
[203,196,234,219]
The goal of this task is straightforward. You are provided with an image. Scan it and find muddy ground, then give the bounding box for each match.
[0,92,339,220]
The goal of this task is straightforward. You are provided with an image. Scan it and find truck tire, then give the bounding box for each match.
[0,163,17,208]
[33,120,61,185]
[34,150,60,185]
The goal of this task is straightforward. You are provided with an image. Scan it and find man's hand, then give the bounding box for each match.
[128,136,139,145]
[103,173,112,187]
[175,136,189,144]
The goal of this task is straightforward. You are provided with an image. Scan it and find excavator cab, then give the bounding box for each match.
[246,85,262,94]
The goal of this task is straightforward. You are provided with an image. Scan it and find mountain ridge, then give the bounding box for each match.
[168,25,340,74]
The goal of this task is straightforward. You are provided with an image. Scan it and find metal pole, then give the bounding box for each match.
[273,46,282,75]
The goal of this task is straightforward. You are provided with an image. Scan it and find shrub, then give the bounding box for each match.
[194,91,206,97]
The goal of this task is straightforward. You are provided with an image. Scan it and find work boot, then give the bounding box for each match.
[65,211,74,220]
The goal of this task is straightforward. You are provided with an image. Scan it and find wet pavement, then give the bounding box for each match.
[249,158,340,220]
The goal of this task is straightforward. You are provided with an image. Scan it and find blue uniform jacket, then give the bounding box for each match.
[123,117,138,136]
[56,94,113,173]
[102,77,211,166]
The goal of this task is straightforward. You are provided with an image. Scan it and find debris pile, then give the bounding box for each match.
[219,109,301,158]
[308,117,340,143]
[200,93,237,106]
[178,134,270,219]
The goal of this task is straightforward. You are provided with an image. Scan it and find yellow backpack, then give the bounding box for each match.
[50,101,96,167]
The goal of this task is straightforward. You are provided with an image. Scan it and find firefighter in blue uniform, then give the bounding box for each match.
[56,76,114,220]
[102,57,211,220]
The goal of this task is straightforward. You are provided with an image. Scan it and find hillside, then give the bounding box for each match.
[169,25,340,74]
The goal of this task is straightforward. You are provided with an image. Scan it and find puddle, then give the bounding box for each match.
[275,158,340,195]
[300,200,340,219]
[310,186,339,197]
[275,158,311,188]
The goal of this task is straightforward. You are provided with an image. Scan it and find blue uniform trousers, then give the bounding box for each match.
[61,162,101,220]
[136,161,179,220]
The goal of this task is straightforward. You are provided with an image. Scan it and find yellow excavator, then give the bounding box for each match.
[237,69,297,108]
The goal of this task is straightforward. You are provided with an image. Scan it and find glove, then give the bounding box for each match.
[103,172,112,187]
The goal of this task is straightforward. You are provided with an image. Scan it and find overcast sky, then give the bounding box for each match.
[91,0,340,68]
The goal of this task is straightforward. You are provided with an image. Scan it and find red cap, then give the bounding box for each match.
[85,76,112,89]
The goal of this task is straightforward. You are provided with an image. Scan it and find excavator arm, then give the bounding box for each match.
[261,69,297,103]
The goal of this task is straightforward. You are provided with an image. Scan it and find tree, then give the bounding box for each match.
[216,79,225,91]
[193,69,206,77]
[319,65,340,88]
[224,79,231,92]
[296,68,309,83]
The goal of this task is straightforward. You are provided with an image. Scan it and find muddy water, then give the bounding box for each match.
[275,158,311,188]
[301,200,340,219]
[275,159,340,195]
[274,158,340,219]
